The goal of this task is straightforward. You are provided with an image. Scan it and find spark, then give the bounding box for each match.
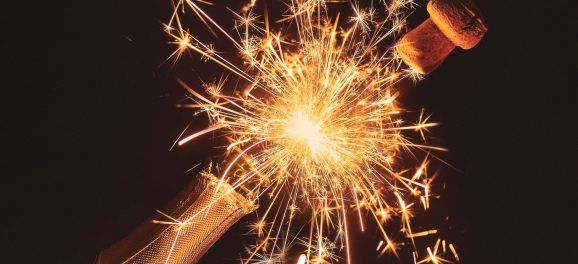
[406,230,437,238]
[297,254,307,264]
[449,244,460,263]
[415,239,453,264]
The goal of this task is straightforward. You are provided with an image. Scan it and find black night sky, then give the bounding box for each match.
[1,0,575,263]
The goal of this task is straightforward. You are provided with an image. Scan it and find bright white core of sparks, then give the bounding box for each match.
[285,112,324,154]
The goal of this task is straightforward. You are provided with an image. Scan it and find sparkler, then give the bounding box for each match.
[119,0,468,263]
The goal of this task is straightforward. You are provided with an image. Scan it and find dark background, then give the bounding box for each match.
[1,0,575,263]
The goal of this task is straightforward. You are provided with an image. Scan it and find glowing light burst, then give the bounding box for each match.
[164,0,459,263]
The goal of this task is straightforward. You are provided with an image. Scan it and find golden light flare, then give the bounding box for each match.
[161,0,463,263]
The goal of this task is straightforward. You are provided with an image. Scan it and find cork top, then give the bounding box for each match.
[428,0,487,49]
